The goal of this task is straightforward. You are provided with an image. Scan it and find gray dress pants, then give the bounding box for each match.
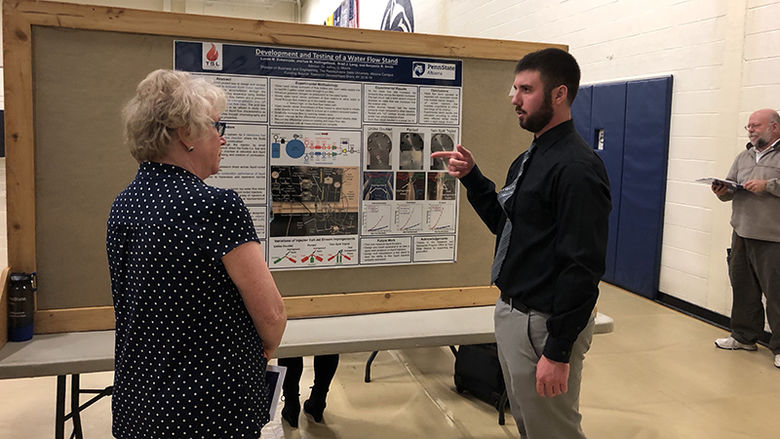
[494,297,594,439]
[728,231,780,354]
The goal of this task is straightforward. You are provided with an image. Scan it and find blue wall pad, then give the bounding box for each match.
[573,77,672,299]
[591,83,627,284]
[614,77,673,298]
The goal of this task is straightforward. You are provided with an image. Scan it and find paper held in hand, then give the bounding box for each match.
[696,177,744,191]
[266,364,287,420]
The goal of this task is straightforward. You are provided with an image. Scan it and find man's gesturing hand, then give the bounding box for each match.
[430,144,475,178]
[536,355,570,398]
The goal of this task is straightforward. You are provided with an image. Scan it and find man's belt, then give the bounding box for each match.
[501,295,599,320]
[501,295,530,313]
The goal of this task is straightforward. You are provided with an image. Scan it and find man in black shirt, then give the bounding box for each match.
[432,49,610,438]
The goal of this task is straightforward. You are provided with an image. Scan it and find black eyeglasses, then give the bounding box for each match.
[213,121,227,136]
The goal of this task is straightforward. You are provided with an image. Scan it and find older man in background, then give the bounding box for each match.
[712,108,780,369]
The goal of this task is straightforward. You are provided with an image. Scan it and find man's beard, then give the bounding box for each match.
[752,136,769,149]
[519,92,554,133]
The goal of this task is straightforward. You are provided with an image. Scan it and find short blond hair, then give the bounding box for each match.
[122,69,227,163]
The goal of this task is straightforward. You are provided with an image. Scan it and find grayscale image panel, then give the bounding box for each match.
[366,131,392,170]
[399,132,424,170]
[430,133,454,170]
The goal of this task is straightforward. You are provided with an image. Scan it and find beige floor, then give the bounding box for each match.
[1,157,779,438]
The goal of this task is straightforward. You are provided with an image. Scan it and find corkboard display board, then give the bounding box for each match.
[3,0,564,333]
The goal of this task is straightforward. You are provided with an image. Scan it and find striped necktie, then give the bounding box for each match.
[490,142,536,284]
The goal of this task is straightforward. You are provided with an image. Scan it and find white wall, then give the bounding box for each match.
[300,0,779,323]
[182,0,298,20]
[57,0,299,20]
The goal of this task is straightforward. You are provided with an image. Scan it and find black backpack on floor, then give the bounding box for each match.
[453,343,509,425]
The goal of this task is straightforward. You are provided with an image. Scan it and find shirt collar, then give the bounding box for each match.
[138,161,199,180]
[532,119,576,152]
[751,137,780,156]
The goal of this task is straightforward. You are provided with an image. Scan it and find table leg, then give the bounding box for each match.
[56,375,66,439]
[364,351,379,383]
[71,374,83,439]
[498,388,508,425]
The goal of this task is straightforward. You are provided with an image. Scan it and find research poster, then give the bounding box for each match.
[175,41,462,270]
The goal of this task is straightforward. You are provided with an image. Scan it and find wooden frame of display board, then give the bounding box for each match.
[1,0,566,337]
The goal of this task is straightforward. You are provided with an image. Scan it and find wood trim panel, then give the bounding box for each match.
[0,267,9,348]
[34,305,116,334]
[282,286,501,318]
[3,3,36,273]
[34,286,500,333]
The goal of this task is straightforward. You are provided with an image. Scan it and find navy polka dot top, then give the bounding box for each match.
[107,162,269,438]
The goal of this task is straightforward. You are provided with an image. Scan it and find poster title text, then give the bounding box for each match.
[256,49,399,65]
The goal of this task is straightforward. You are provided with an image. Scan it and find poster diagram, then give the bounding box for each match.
[270,129,360,167]
[393,202,423,234]
[175,41,462,269]
[269,236,358,269]
[362,201,392,235]
[425,201,456,233]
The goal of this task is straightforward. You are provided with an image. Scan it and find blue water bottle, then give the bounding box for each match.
[8,272,36,342]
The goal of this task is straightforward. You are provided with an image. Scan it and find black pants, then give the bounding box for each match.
[277,355,340,399]
[728,232,780,354]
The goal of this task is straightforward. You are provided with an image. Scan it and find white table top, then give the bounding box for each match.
[0,307,613,379]
[277,306,499,357]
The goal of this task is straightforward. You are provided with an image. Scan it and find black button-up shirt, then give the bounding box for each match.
[461,120,611,362]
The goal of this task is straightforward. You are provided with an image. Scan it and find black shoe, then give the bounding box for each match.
[281,398,300,428]
[303,397,326,423]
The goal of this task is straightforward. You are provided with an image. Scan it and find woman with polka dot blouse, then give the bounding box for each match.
[107,69,287,438]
